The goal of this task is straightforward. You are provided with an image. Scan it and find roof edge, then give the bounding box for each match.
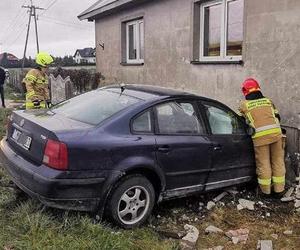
[78,0,150,21]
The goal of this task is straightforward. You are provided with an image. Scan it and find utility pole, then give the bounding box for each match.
[22,0,44,69]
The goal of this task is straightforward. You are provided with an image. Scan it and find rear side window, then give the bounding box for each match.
[155,101,204,135]
[132,111,152,133]
[51,90,140,125]
[203,102,245,135]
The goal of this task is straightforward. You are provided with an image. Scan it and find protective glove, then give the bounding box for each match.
[46,100,52,108]
[32,100,40,107]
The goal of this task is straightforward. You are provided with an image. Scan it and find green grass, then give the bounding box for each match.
[0,109,177,250]
[4,85,25,101]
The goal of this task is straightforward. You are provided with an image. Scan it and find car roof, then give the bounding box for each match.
[103,84,198,100]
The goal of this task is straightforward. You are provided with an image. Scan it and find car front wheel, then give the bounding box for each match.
[107,175,155,229]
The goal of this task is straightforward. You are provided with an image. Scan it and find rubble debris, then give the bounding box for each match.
[280,197,295,202]
[270,234,278,240]
[180,224,199,249]
[238,199,255,211]
[283,230,293,235]
[266,212,271,217]
[157,228,186,239]
[212,192,228,203]
[207,201,216,210]
[181,214,189,221]
[225,228,249,244]
[227,187,239,196]
[294,200,300,208]
[283,187,294,198]
[205,225,223,234]
[257,240,273,250]
[237,204,244,211]
[198,202,204,212]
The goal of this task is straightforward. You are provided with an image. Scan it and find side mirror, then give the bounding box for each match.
[246,125,255,136]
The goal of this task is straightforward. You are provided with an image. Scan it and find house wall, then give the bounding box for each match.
[94,0,300,131]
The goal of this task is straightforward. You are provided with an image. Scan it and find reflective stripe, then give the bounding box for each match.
[26,91,35,98]
[255,124,281,133]
[26,101,46,110]
[246,112,255,127]
[25,74,37,82]
[258,178,271,185]
[252,127,282,139]
[272,176,285,184]
[246,98,272,110]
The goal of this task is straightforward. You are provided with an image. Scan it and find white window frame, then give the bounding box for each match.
[199,0,243,62]
[126,19,144,64]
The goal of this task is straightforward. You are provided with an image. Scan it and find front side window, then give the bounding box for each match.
[126,19,144,63]
[200,0,244,61]
[155,101,204,135]
[203,103,245,135]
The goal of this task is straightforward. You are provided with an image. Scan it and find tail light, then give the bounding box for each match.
[43,139,68,170]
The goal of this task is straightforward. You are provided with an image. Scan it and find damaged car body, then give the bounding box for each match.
[0,85,255,228]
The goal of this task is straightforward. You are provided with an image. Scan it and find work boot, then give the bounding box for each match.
[272,191,285,199]
[256,187,272,199]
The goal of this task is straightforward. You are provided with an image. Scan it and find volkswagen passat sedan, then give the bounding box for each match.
[0,85,255,228]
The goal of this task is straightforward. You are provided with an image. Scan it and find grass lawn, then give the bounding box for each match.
[0,108,299,250]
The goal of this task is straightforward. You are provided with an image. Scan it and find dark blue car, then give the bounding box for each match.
[0,84,255,228]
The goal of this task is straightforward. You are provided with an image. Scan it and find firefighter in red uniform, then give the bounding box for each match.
[239,78,286,196]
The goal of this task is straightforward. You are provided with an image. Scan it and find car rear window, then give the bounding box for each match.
[51,89,141,125]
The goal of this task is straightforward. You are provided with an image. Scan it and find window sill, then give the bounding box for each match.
[191,60,244,65]
[120,62,144,66]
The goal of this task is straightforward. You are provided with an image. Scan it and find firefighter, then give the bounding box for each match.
[23,52,53,109]
[239,78,286,196]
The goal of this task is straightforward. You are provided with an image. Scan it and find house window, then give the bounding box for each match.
[126,19,144,64]
[199,0,243,62]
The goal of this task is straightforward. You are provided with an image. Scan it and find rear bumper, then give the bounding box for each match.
[0,137,120,212]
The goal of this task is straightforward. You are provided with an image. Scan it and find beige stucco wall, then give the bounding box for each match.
[94,0,300,129]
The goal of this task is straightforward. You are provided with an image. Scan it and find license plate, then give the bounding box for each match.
[12,129,22,141]
[11,128,32,150]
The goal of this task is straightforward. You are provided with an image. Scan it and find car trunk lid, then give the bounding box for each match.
[6,109,92,166]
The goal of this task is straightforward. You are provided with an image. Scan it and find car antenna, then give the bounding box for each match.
[119,83,126,96]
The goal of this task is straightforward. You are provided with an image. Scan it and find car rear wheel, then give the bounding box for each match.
[107,175,155,229]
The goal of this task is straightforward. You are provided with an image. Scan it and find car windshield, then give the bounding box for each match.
[51,89,141,125]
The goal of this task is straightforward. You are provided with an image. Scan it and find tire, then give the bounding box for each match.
[106,174,155,229]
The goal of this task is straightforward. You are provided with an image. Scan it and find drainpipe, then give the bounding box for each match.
[297,113,300,186]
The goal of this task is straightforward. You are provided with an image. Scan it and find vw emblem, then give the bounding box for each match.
[20,119,25,127]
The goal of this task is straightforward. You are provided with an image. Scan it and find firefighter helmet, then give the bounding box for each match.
[242,78,261,96]
[36,52,53,67]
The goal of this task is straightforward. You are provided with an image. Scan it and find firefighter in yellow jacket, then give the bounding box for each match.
[23,52,53,109]
[239,78,286,196]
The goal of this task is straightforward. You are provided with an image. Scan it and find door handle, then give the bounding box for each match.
[213,144,222,151]
[157,145,170,153]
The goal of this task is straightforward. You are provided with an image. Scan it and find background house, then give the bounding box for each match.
[73,48,96,64]
[0,52,20,68]
[79,0,300,153]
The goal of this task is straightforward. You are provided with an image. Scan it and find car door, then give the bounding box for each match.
[154,100,213,191]
[198,100,255,190]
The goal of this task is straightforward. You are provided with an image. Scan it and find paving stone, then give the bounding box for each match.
[238,199,255,210]
[257,240,273,250]
[225,228,249,244]
[180,224,199,249]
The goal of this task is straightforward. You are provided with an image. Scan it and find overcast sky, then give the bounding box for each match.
[0,0,97,58]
